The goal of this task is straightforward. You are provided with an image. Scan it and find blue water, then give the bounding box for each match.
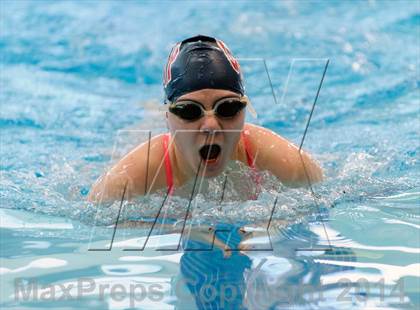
[1,1,419,309]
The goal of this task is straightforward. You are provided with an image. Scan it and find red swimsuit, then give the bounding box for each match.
[162,130,261,198]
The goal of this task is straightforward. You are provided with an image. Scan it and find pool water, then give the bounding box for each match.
[1,1,419,309]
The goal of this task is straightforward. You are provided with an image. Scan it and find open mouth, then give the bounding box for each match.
[199,144,221,163]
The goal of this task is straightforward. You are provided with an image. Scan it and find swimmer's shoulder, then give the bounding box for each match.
[243,123,323,185]
[244,123,278,137]
[242,122,300,173]
[128,133,168,185]
[88,134,169,202]
[107,134,168,195]
[243,123,290,152]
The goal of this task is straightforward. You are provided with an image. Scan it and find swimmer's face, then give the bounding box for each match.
[166,88,245,177]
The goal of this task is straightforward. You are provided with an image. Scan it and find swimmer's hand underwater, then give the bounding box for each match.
[87,123,322,203]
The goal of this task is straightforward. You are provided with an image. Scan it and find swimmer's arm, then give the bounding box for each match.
[247,124,323,187]
[188,229,233,258]
[87,135,166,203]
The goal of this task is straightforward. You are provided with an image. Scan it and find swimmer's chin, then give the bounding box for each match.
[200,169,222,178]
[196,157,226,178]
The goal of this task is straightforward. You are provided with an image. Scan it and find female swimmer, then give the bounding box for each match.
[88,35,323,203]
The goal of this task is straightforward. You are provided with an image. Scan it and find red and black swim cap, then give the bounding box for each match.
[163,35,245,103]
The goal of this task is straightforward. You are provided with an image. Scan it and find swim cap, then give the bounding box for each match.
[163,35,245,103]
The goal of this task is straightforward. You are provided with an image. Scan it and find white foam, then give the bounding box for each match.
[0,209,73,229]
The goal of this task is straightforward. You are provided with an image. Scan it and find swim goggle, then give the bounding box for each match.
[167,96,257,121]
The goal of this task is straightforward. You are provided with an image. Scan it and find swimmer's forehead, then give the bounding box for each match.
[177,89,242,102]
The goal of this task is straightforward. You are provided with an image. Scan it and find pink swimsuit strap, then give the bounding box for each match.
[241,129,262,198]
[162,130,261,198]
[241,129,256,168]
[162,133,174,195]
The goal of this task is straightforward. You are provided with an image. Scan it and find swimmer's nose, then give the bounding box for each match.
[199,114,222,134]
